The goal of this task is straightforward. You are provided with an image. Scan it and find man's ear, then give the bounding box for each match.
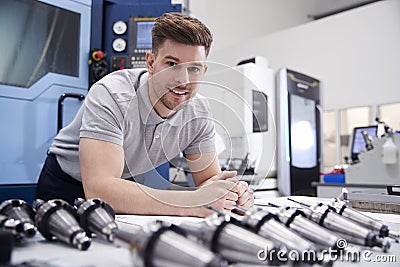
[146,52,155,74]
[203,64,208,75]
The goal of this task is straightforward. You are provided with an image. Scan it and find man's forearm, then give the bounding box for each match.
[84,177,208,217]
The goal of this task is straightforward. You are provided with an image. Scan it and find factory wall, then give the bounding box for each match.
[189,0,317,51]
[204,0,400,111]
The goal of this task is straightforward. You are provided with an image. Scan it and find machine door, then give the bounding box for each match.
[0,0,91,186]
[278,68,321,196]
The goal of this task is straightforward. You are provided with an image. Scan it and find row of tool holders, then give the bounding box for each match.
[0,196,398,266]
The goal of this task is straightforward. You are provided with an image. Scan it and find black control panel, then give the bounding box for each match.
[90,1,181,85]
[128,17,155,69]
[109,17,155,71]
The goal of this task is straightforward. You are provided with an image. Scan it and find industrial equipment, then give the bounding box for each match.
[90,0,181,83]
[231,207,334,266]
[0,0,180,202]
[277,69,322,196]
[0,215,24,240]
[0,0,91,200]
[114,220,227,267]
[198,58,276,181]
[234,208,317,253]
[263,205,344,251]
[33,199,91,250]
[2,195,398,266]
[317,119,400,215]
[347,125,378,164]
[332,194,400,241]
[346,133,400,185]
[288,199,390,252]
[178,212,285,265]
[0,199,36,239]
[342,189,400,217]
[330,198,388,237]
[74,198,118,242]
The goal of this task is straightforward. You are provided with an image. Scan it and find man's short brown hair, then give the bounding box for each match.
[152,12,213,57]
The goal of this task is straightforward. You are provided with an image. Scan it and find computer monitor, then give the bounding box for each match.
[135,20,154,50]
[129,17,156,68]
[350,126,378,162]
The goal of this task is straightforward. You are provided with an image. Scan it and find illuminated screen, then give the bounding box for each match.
[351,126,377,161]
[136,21,154,49]
[290,94,317,168]
[0,0,80,88]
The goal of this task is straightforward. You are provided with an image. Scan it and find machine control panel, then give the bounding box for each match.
[112,20,127,35]
[109,17,155,71]
[111,55,128,71]
[128,17,155,69]
[93,1,181,80]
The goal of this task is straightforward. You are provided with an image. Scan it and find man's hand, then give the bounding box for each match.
[197,180,239,210]
[194,171,254,213]
[209,172,255,209]
[194,171,240,212]
[230,179,254,209]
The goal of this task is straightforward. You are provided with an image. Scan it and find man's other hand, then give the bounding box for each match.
[230,179,254,209]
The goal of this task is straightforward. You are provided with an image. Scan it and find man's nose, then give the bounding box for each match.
[173,66,190,85]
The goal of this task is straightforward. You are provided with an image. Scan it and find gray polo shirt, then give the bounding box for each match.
[49,68,216,181]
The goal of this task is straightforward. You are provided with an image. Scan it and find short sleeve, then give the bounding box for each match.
[183,117,216,155]
[80,84,124,146]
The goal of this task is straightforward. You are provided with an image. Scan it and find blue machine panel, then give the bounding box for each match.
[0,0,91,185]
[99,0,181,72]
[0,0,181,194]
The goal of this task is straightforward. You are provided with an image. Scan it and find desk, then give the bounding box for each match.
[10,196,400,267]
[12,235,131,267]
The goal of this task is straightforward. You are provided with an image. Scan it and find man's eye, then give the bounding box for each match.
[167,61,177,67]
[188,66,200,73]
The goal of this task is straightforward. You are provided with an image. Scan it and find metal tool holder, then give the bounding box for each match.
[273,206,343,251]
[231,207,333,266]
[288,199,391,252]
[0,199,36,239]
[178,212,286,265]
[74,198,118,242]
[33,199,91,251]
[114,220,227,267]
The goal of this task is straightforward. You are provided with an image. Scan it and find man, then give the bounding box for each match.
[36,12,254,216]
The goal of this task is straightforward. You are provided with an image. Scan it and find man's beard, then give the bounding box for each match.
[158,89,189,111]
[152,77,192,111]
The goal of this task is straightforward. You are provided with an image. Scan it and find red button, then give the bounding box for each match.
[92,51,104,61]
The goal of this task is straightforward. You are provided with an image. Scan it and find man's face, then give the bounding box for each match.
[146,39,208,117]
